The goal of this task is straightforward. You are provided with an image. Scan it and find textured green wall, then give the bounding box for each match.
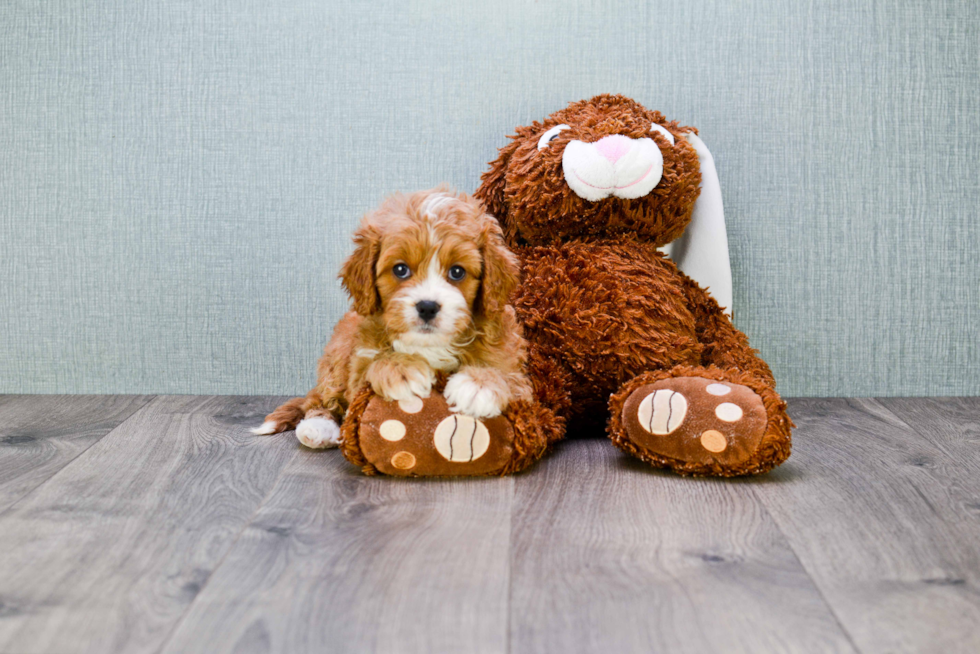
[1,0,978,396]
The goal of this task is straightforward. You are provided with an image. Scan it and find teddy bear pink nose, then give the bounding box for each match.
[593,135,633,164]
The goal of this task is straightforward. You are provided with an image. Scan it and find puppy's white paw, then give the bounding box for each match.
[250,420,278,436]
[296,417,342,449]
[445,371,506,419]
[376,367,434,403]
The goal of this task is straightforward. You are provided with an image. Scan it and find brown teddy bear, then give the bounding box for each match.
[341,94,791,477]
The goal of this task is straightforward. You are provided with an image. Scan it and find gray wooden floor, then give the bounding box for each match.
[0,396,978,654]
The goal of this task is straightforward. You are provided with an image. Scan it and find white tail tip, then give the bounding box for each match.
[250,420,278,436]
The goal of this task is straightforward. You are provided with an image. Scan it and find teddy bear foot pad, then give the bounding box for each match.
[356,393,516,477]
[621,376,767,468]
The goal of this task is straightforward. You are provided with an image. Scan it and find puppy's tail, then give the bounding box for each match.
[251,397,307,435]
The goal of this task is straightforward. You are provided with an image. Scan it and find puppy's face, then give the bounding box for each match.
[376,211,482,344]
[341,189,518,348]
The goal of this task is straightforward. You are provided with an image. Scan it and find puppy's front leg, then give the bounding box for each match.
[445,367,527,419]
[365,354,435,402]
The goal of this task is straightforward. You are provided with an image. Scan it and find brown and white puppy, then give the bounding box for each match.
[252,188,532,449]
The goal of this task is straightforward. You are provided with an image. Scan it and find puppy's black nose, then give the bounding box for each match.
[415,300,441,322]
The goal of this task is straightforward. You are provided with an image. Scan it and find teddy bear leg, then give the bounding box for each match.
[337,384,557,477]
[607,366,792,476]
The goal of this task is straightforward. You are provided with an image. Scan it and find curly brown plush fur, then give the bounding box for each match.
[474,94,792,476]
[340,375,555,476]
[607,366,792,476]
[477,95,701,247]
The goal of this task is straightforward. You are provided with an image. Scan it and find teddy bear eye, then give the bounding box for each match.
[537,124,570,151]
[392,263,411,279]
[448,265,466,281]
[650,123,675,146]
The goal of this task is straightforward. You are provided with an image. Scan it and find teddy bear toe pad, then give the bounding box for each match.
[622,377,767,466]
[357,393,515,476]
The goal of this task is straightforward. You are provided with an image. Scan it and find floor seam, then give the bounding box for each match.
[0,395,157,519]
[868,397,962,466]
[153,444,301,654]
[747,481,865,654]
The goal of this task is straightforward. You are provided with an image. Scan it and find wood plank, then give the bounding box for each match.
[3,395,975,653]
[751,398,980,654]
[160,449,513,654]
[0,395,152,512]
[876,397,980,471]
[508,438,856,654]
[0,395,296,654]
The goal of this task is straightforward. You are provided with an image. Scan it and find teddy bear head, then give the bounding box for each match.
[474,94,703,247]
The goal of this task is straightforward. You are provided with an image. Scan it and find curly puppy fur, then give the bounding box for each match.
[255,188,532,447]
[474,94,792,475]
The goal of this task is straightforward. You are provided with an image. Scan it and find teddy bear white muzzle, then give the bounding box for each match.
[562,135,664,202]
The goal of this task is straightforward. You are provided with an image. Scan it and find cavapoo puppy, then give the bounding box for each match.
[253,188,532,449]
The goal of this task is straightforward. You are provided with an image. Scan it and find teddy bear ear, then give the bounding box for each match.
[661,132,734,318]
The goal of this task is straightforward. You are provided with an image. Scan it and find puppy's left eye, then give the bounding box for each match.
[392,263,412,279]
[448,265,466,281]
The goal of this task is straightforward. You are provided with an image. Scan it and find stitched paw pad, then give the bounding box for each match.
[622,377,767,466]
[356,393,515,476]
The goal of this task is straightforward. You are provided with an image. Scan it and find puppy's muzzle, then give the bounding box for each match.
[415,300,441,323]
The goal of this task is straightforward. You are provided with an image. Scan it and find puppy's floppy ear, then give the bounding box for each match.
[476,214,520,319]
[340,223,382,315]
[473,134,521,238]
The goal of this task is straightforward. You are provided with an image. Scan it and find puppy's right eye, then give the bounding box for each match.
[537,124,570,151]
[448,265,466,282]
[392,263,411,279]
